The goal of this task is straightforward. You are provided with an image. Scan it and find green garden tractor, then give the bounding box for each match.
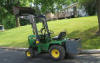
[13,7,81,60]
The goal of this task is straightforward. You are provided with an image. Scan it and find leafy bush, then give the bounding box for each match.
[2,14,16,29]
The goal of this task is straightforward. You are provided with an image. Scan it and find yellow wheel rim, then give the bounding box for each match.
[51,49,60,58]
[26,51,31,57]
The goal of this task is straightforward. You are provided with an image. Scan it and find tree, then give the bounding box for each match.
[79,0,100,35]
[96,0,100,34]
[79,0,96,16]
[34,0,69,14]
[0,0,34,28]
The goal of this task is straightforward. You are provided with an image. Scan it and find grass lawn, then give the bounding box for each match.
[0,16,100,49]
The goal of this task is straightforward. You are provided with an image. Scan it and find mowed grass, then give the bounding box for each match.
[0,16,100,49]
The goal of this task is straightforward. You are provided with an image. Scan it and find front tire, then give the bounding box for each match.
[25,48,34,58]
[49,45,65,60]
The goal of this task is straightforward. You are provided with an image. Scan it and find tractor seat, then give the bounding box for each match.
[52,32,66,40]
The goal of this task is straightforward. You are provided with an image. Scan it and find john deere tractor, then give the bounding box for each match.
[13,7,81,60]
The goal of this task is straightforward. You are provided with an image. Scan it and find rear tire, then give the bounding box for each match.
[49,45,65,60]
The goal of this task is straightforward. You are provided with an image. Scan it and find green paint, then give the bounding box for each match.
[28,34,67,53]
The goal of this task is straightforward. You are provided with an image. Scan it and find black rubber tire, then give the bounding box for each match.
[49,45,65,60]
[25,48,34,58]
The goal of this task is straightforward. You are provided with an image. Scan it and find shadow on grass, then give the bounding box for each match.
[0,26,100,49]
[68,26,100,49]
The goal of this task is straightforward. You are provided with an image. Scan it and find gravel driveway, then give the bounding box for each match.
[0,48,100,63]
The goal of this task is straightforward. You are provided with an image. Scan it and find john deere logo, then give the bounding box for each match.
[36,40,39,44]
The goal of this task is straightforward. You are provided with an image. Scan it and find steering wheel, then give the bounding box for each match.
[40,28,47,36]
[40,28,47,39]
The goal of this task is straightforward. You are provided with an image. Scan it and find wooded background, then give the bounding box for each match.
[0,0,100,34]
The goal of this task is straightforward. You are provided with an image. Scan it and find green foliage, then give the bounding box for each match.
[33,0,79,14]
[2,14,16,29]
[0,0,34,13]
[20,19,30,26]
[0,16,99,49]
[0,6,16,29]
[79,0,96,16]
[0,0,34,29]
[34,0,70,13]
[19,0,34,7]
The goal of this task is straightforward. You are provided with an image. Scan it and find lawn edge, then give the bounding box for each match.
[0,46,100,54]
[0,47,28,51]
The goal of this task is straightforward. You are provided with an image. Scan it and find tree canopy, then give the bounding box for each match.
[0,0,99,30]
[0,0,34,28]
[79,0,96,15]
[34,0,78,14]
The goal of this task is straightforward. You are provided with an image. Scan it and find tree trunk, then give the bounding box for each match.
[16,16,20,27]
[96,0,100,35]
[73,6,77,18]
[0,19,2,25]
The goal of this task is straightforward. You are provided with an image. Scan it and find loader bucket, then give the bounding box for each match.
[65,38,81,55]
